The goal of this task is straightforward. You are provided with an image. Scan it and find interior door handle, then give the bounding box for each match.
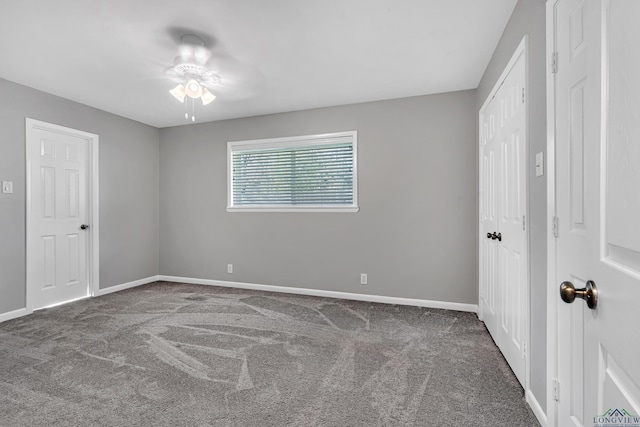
[487,233,493,239]
[80,224,89,230]
[494,232,502,241]
[560,280,598,309]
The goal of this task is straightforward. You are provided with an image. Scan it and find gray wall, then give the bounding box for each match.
[160,90,478,304]
[476,0,547,411]
[0,78,160,314]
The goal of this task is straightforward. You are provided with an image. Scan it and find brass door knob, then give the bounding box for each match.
[560,280,598,309]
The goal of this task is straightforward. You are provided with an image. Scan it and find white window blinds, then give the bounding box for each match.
[228,132,358,212]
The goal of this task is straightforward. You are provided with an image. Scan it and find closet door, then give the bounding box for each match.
[479,41,529,388]
[480,99,500,340]
[495,53,528,387]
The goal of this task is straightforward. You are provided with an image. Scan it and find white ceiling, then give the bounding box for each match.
[0,0,517,128]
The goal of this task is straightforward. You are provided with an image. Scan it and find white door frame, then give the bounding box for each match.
[545,2,559,425]
[25,118,100,311]
[478,35,531,397]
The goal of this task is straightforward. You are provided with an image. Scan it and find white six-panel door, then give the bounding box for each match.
[481,95,500,341]
[496,52,528,386]
[26,119,97,310]
[479,39,529,388]
[551,1,640,425]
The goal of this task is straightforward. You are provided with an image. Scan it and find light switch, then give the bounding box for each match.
[535,152,544,177]
[2,181,13,194]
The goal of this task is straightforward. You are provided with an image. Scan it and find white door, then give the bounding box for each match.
[480,95,499,341]
[496,51,528,387]
[26,120,96,310]
[553,1,640,425]
[479,40,529,387]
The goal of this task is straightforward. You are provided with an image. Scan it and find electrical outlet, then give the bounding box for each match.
[360,273,368,285]
[227,264,233,274]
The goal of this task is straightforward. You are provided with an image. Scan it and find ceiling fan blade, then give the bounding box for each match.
[205,56,265,100]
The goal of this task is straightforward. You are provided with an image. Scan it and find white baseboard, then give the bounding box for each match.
[1,274,477,323]
[158,275,478,313]
[95,275,160,297]
[526,389,547,427]
[0,276,160,323]
[0,307,32,323]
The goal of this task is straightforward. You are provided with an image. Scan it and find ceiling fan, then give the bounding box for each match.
[164,32,262,122]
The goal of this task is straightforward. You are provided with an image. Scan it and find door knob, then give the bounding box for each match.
[560,280,597,309]
[80,224,89,230]
[495,232,502,241]
[487,233,493,239]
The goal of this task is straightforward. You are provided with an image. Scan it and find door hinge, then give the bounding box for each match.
[521,87,526,104]
[552,216,559,238]
[551,51,558,73]
[522,215,526,231]
[521,342,527,359]
[552,378,560,402]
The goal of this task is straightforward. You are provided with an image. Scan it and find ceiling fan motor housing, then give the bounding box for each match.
[172,59,221,87]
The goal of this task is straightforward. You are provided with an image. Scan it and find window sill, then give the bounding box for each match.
[226,206,359,213]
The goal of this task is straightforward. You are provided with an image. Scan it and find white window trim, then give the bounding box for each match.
[227,131,359,213]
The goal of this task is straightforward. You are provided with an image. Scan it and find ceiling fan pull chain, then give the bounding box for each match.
[184,95,188,120]
[191,97,196,122]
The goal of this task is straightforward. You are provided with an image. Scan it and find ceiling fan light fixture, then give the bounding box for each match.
[167,35,224,121]
[169,84,186,102]
[201,87,216,105]
[185,79,203,98]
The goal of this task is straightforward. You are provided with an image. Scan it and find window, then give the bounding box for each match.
[227,131,358,212]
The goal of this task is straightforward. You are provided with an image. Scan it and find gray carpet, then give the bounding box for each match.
[0,282,539,426]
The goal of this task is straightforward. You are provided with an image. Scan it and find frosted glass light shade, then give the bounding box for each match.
[169,84,186,102]
[184,79,203,98]
[201,87,216,105]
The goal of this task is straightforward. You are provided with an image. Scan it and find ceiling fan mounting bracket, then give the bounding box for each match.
[180,34,205,46]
